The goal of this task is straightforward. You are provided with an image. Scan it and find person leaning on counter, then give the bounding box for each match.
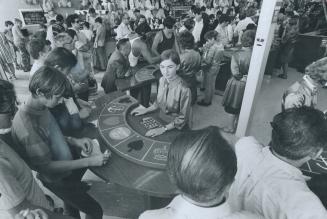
[131,50,191,137]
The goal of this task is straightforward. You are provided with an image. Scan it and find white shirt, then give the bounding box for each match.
[234,17,255,36]
[192,19,203,43]
[215,24,229,46]
[228,137,327,219]
[139,195,263,219]
[30,59,44,79]
[115,23,132,40]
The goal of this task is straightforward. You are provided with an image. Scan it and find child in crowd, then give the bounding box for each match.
[198,30,224,106]
[228,107,327,219]
[11,66,109,219]
[139,126,262,219]
[29,38,51,78]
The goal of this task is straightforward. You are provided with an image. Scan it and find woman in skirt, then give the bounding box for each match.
[222,30,255,133]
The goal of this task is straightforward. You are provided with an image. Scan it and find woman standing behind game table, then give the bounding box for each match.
[131,50,191,137]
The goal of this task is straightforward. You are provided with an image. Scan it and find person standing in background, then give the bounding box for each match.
[12,18,30,72]
[93,17,107,71]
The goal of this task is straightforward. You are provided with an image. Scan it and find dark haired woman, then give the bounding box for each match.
[131,50,191,137]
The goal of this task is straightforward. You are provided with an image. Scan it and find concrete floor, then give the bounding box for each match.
[8,66,327,218]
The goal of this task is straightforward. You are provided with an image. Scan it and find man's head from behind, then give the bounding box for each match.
[168,126,236,205]
[271,107,327,162]
[29,66,72,108]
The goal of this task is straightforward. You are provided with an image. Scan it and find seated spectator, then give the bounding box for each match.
[139,126,262,219]
[44,47,92,135]
[11,66,110,219]
[198,30,224,106]
[228,107,327,219]
[101,38,131,93]
[0,79,72,219]
[29,39,51,78]
[178,31,201,105]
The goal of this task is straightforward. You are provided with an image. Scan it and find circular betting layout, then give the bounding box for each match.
[109,127,132,140]
[98,95,174,169]
[103,117,121,126]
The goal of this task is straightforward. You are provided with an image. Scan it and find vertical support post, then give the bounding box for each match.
[235,0,278,137]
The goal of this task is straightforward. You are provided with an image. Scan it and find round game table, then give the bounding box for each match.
[89,92,179,198]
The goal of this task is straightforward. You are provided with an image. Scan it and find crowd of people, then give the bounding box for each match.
[1,0,327,218]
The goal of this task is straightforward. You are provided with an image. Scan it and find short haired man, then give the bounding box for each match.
[140,126,262,218]
[11,67,110,219]
[228,107,327,219]
[101,38,131,93]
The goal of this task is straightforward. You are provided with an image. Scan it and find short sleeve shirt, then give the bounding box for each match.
[228,137,327,219]
[0,139,51,213]
[11,104,52,171]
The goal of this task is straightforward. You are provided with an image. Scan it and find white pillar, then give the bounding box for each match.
[235,0,279,137]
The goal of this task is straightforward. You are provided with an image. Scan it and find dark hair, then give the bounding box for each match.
[209,14,215,20]
[66,29,77,39]
[239,11,246,20]
[168,126,237,203]
[134,9,140,13]
[56,14,64,22]
[5,21,14,27]
[200,6,206,12]
[0,79,16,114]
[184,18,195,31]
[95,17,102,24]
[193,7,201,15]
[160,49,180,65]
[83,21,90,29]
[191,5,197,13]
[29,66,72,99]
[271,107,327,160]
[204,30,218,41]
[246,23,256,31]
[88,8,96,14]
[163,16,176,29]
[66,14,79,27]
[135,22,151,38]
[44,47,77,70]
[28,39,47,59]
[116,38,130,50]
[32,31,47,41]
[178,31,195,50]
[219,14,229,24]
[241,30,255,47]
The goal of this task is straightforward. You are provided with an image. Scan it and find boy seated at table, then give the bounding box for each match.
[0,79,73,219]
[44,47,92,136]
[139,126,263,219]
[228,107,327,219]
[11,66,110,219]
